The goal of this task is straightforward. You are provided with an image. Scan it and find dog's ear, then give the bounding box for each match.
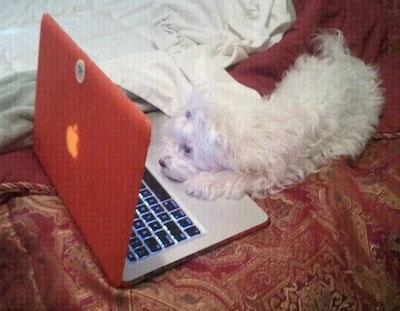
[201,116,235,167]
[187,106,228,153]
[206,123,227,150]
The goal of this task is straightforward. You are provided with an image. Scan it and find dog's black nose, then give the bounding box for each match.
[159,156,172,168]
[159,158,167,168]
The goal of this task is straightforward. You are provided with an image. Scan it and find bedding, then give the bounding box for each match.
[0,0,294,154]
[1,0,400,310]
[0,72,35,154]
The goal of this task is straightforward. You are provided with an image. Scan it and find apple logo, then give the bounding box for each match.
[66,124,79,159]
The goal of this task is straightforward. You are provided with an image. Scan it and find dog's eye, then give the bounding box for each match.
[183,144,192,154]
[185,110,192,119]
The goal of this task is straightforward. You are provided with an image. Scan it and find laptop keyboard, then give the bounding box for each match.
[127,168,201,263]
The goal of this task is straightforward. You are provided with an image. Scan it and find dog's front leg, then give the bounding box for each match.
[184,170,252,200]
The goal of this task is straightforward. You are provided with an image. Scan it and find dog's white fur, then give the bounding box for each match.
[159,30,384,200]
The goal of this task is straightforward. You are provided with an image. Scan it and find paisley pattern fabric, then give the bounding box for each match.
[1,0,400,309]
[1,139,400,310]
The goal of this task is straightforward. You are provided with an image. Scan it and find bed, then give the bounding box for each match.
[1,0,399,309]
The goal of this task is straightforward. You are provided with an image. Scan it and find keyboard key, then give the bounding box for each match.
[137,228,152,239]
[158,212,171,223]
[148,221,162,232]
[165,221,187,242]
[171,209,186,220]
[143,168,171,201]
[137,204,149,214]
[156,230,175,247]
[127,251,136,262]
[144,196,158,206]
[185,226,201,237]
[163,200,179,212]
[134,246,149,259]
[144,237,162,253]
[178,217,193,228]
[142,213,156,223]
[151,204,164,214]
[140,189,152,198]
[137,197,144,206]
[129,237,142,249]
[133,219,145,230]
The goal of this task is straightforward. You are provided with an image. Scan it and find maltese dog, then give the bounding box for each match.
[159,30,384,200]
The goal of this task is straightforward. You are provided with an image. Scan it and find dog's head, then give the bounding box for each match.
[160,91,270,187]
[159,93,236,182]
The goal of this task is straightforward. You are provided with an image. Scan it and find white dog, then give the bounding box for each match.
[159,30,384,200]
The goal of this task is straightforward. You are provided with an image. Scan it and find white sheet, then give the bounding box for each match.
[0,0,295,116]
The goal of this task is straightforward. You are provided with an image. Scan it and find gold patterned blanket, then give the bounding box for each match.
[1,139,399,310]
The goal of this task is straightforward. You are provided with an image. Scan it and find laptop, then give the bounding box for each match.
[33,14,269,287]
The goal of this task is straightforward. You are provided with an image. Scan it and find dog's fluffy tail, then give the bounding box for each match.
[312,29,350,60]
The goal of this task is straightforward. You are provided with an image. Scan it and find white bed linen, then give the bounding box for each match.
[0,0,294,116]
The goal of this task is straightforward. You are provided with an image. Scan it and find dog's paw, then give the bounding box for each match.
[184,185,210,200]
[184,175,221,200]
[183,171,247,200]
